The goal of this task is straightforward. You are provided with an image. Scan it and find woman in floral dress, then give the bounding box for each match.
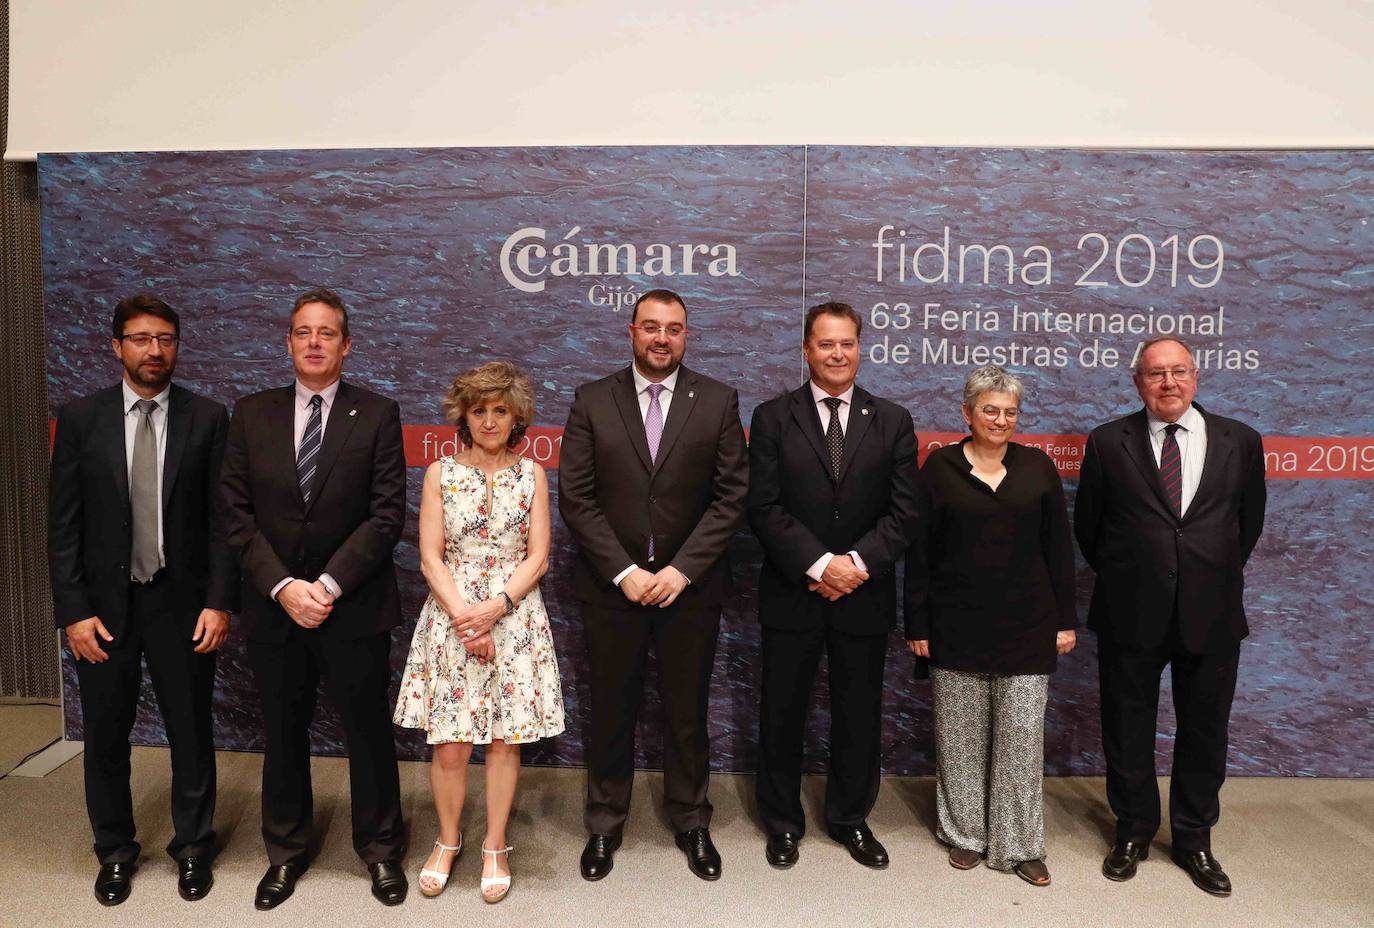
[394,361,564,902]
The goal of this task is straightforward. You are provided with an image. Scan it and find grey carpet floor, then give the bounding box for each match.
[0,706,1370,927]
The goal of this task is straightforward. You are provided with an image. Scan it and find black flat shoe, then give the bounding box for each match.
[1172,849,1232,896]
[1102,840,1150,881]
[254,863,305,910]
[94,862,135,906]
[369,860,408,906]
[177,855,213,901]
[826,823,889,869]
[675,827,722,881]
[580,833,622,881]
[765,832,801,869]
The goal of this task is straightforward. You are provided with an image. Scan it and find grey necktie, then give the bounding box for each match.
[130,398,160,582]
[297,394,323,504]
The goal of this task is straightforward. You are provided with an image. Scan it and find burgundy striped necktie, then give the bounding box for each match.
[1159,423,1182,517]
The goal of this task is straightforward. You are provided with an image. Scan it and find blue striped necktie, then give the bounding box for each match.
[297,394,323,504]
[1159,423,1182,517]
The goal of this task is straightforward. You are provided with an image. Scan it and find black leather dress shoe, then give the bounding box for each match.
[254,863,305,910]
[94,862,135,906]
[1102,840,1150,881]
[369,860,408,906]
[1172,849,1232,896]
[675,827,722,881]
[580,834,622,881]
[765,832,801,869]
[177,856,213,901]
[827,824,889,869]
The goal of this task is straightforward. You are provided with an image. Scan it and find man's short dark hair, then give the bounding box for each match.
[803,301,862,343]
[631,288,687,324]
[291,288,350,338]
[112,293,180,339]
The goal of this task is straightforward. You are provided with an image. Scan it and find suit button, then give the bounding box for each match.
[833,510,839,520]
[1167,568,1176,578]
[648,497,656,504]
[1176,528,1183,537]
[304,520,311,527]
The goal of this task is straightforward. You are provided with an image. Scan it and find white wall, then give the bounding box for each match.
[8,0,1374,160]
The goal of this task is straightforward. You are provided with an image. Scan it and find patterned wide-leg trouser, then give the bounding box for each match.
[931,667,1050,870]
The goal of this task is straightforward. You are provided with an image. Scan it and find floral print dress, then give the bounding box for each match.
[394,456,565,744]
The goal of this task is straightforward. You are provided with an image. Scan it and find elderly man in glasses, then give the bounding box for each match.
[1076,336,1267,897]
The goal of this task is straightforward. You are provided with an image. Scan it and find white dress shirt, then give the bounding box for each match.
[805,380,867,582]
[1145,403,1208,516]
[122,380,171,569]
[613,367,682,586]
[271,379,343,602]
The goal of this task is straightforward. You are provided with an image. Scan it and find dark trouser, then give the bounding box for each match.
[247,627,405,867]
[75,576,217,865]
[756,624,888,837]
[582,601,721,836]
[1098,635,1240,854]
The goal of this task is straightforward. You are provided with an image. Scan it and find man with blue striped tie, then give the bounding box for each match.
[220,289,409,909]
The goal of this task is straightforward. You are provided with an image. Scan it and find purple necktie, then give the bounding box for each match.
[1159,423,1182,517]
[645,383,665,559]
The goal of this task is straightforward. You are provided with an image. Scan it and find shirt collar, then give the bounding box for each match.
[632,366,679,396]
[1146,403,1203,436]
[121,380,172,414]
[810,380,855,408]
[295,378,341,409]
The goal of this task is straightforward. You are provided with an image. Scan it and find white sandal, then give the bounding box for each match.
[418,836,463,897]
[480,845,513,903]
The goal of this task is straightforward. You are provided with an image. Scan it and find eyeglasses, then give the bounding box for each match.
[1139,367,1195,383]
[632,322,686,338]
[119,333,179,348]
[978,405,1020,420]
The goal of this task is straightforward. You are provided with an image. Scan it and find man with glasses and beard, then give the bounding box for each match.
[560,288,748,883]
[1077,336,1266,897]
[48,294,236,906]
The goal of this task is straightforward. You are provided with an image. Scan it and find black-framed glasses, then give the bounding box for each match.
[119,333,179,348]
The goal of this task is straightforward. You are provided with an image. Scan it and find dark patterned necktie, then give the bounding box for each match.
[130,398,160,581]
[823,397,844,481]
[297,394,323,504]
[1159,423,1182,517]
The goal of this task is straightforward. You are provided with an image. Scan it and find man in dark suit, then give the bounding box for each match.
[748,301,920,870]
[48,294,235,906]
[1076,336,1266,897]
[219,289,408,908]
[560,288,748,882]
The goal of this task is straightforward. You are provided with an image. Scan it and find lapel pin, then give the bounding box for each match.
[349,409,357,417]
[862,408,869,416]
[688,391,695,398]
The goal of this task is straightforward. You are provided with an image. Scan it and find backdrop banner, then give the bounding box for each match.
[41,146,1373,776]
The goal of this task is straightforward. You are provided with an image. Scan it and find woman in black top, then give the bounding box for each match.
[904,365,1077,886]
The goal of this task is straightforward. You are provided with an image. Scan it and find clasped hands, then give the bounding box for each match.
[907,630,1077,658]
[620,565,689,608]
[806,554,869,602]
[279,579,337,629]
[450,597,507,662]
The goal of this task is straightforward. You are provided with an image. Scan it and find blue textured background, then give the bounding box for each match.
[41,146,1374,776]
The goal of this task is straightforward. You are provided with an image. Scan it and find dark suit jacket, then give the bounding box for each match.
[559,364,748,611]
[219,381,407,643]
[1075,403,1266,653]
[748,382,920,635]
[48,383,237,640]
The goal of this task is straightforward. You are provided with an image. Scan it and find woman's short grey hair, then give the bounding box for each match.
[962,365,1025,410]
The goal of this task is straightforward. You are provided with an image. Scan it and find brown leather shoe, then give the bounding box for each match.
[948,846,982,870]
[1014,859,1051,886]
